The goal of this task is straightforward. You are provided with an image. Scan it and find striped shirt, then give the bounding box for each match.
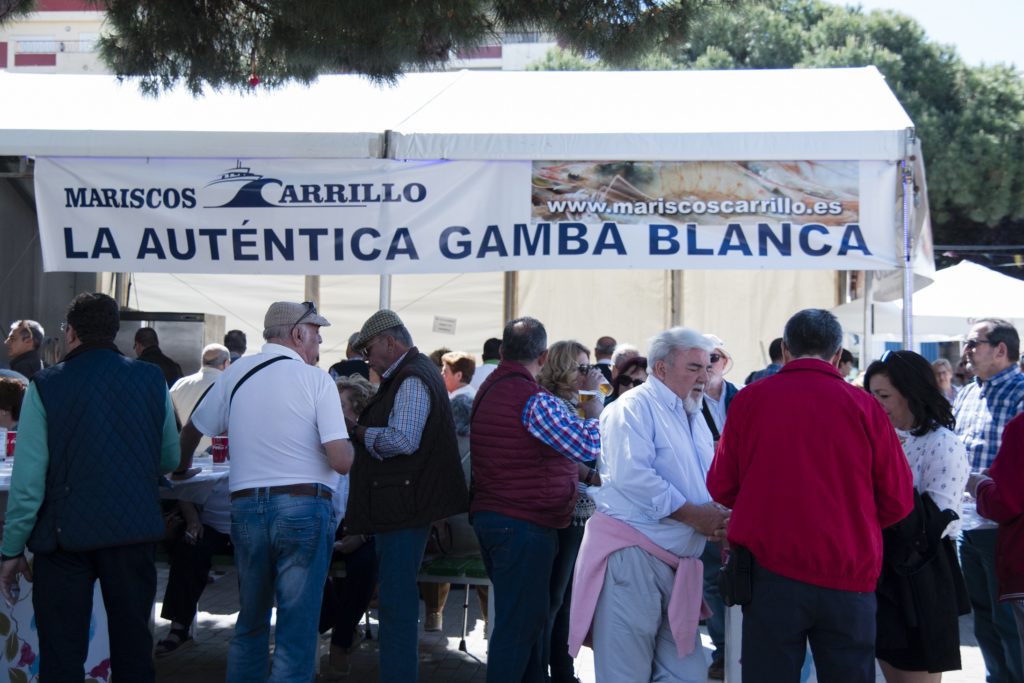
[522,392,601,464]
[954,364,1024,471]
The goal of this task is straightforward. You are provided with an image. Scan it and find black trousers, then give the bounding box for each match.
[160,524,233,626]
[319,535,378,649]
[33,542,158,683]
[741,563,876,683]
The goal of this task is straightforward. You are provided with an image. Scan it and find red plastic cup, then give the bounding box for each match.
[5,431,16,459]
[212,435,229,463]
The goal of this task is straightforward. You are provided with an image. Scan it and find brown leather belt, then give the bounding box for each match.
[230,483,332,501]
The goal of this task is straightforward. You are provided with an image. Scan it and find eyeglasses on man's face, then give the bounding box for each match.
[963,338,995,351]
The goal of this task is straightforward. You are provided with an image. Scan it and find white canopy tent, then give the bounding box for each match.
[832,260,1024,343]
[0,67,920,377]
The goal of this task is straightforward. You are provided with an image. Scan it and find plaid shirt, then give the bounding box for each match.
[364,351,430,459]
[522,392,601,464]
[954,365,1024,471]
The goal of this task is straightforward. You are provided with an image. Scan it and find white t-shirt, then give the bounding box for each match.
[171,366,223,456]
[192,343,348,492]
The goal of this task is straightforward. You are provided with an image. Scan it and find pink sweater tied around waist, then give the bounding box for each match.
[568,510,710,658]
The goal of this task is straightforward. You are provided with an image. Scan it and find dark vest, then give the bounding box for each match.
[470,361,578,528]
[345,348,468,534]
[28,347,168,553]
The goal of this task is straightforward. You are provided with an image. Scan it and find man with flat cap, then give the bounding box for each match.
[178,301,354,683]
[345,309,468,683]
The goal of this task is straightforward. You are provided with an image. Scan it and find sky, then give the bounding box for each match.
[830,0,1024,68]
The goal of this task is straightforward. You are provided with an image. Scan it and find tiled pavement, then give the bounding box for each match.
[153,566,983,682]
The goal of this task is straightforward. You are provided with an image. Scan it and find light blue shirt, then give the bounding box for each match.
[592,375,714,557]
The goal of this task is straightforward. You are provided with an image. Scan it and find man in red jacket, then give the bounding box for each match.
[969,412,1024,663]
[707,309,913,683]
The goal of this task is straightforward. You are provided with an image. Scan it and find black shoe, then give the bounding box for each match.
[708,659,725,680]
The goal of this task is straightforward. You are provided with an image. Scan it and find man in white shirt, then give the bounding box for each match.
[177,301,353,683]
[170,343,230,455]
[577,327,729,682]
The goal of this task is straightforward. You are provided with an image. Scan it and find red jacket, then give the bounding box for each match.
[707,358,914,592]
[975,413,1024,601]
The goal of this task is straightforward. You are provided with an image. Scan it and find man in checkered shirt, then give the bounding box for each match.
[955,318,1024,683]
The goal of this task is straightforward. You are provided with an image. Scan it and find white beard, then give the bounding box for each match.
[684,387,704,415]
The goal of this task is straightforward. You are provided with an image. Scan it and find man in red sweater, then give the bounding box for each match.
[707,309,913,683]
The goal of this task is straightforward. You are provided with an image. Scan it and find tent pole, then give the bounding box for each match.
[503,271,518,323]
[863,271,874,364]
[378,275,392,310]
[304,275,320,307]
[901,159,914,349]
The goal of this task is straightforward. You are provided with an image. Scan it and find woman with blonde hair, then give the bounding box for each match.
[536,340,605,683]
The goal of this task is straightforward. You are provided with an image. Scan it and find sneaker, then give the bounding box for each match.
[154,628,194,658]
[708,659,725,680]
[424,612,443,632]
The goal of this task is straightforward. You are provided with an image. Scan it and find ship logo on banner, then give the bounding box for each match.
[203,161,428,210]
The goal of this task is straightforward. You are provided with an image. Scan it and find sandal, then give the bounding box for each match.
[155,628,194,657]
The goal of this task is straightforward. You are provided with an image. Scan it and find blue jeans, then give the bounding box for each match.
[474,510,558,683]
[702,541,726,662]
[227,489,334,683]
[375,525,431,683]
[962,527,1024,683]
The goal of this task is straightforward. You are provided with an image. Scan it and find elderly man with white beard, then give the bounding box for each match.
[569,327,729,682]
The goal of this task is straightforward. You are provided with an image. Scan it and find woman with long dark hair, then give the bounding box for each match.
[864,350,970,682]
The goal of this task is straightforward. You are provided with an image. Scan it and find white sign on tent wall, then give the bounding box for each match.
[35,157,900,274]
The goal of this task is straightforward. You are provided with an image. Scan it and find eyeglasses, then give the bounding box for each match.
[360,336,383,358]
[619,376,644,387]
[59,321,67,332]
[710,353,723,364]
[963,338,995,351]
[577,364,594,375]
[291,301,316,332]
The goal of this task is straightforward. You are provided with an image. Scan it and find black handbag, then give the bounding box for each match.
[718,544,753,607]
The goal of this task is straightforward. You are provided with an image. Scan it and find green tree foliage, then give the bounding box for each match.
[0,0,35,28]
[97,0,720,95]
[531,0,1024,253]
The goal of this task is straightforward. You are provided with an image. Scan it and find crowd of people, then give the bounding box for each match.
[0,294,1023,683]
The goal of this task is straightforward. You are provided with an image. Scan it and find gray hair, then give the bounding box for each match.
[783,309,843,360]
[501,316,547,362]
[647,327,713,367]
[931,358,953,372]
[379,325,414,348]
[201,343,230,367]
[612,343,639,368]
[263,324,291,341]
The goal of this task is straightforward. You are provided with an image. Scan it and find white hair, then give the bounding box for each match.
[612,343,639,368]
[201,343,230,367]
[647,327,714,367]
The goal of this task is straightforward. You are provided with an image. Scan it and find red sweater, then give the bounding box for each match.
[707,358,914,592]
[975,413,1024,601]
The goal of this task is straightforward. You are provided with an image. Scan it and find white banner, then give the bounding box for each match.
[36,157,901,274]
